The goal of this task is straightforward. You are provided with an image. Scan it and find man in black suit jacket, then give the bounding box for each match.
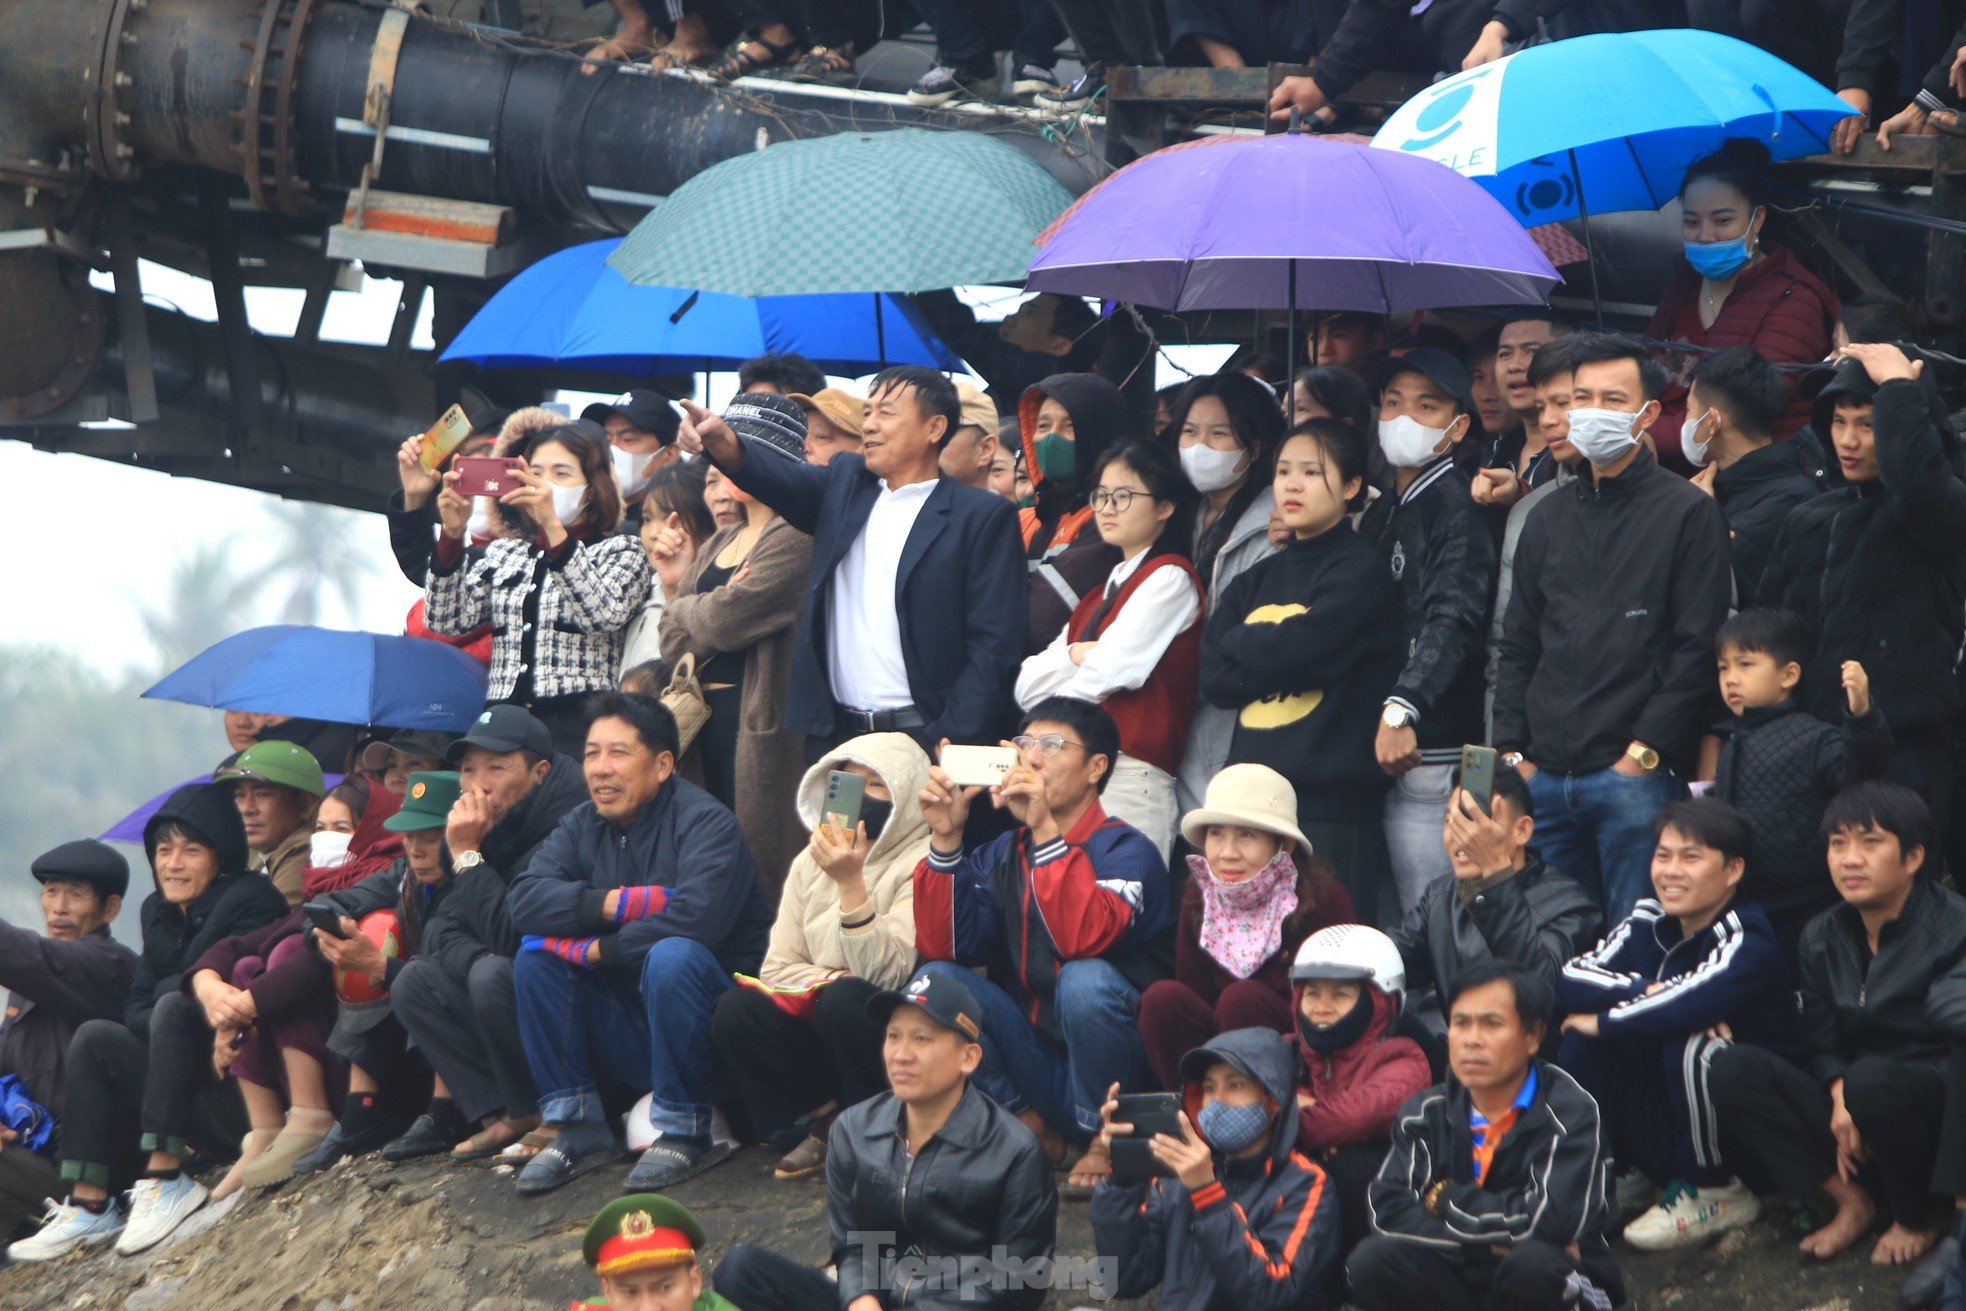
[678,368,1027,756]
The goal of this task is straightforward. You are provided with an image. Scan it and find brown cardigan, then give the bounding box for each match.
[658,515,813,904]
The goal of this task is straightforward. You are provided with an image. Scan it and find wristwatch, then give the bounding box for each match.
[1500,751,1525,769]
[1625,742,1661,772]
[1381,702,1415,729]
[453,850,485,874]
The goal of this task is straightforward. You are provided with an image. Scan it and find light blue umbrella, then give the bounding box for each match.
[441,239,963,375]
[1370,30,1857,314]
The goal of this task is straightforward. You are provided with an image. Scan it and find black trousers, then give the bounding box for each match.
[1707,1043,1947,1226]
[699,684,743,812]
[60,996,248,1188]
[1163,0,1317,63]
[1323,1143,1386,1264]
[711,976,887,1141]
[0,1148,61,1235]
[1349,1236,1601,1311]
[393,955,539,1124]
[1684,0,1854,90]
[709,0,883,49]
[713,1244,840,1311]
[327,1014,433,1126]
[916,0,1062,70]
[1048,0,1162,66]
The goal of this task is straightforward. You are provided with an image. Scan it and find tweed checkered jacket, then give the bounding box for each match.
[426,532,650,701]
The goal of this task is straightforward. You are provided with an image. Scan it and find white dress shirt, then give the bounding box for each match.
[1014,550,1202,707]
[828,478,939,712]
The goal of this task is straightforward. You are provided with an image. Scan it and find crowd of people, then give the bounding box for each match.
[6,129,1966,1309]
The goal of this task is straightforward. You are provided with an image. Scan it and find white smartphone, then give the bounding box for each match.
[940,744,1020,789]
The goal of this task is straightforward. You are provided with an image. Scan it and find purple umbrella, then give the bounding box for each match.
[102,773,346,844]
[1025,132,1561,313]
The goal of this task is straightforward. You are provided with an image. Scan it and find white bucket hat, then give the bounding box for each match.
[1179,763,1312,858]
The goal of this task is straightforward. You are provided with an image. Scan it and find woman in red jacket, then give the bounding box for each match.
[1136,763,1354,1089]
[1646,139,1839,469]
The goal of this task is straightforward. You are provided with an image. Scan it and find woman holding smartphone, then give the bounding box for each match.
[427,420,649,756]
[653,398,815,900]
[1199,419,1404,924]
[1015,440,1203,860]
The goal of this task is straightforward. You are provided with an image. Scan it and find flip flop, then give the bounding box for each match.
[490,1129,556,1167]
[622,1139,734,1192]
[707,32,803,80]
[453,1121,534,1162]
[515,1143,624,1196]
[1060,1144,1111,1201]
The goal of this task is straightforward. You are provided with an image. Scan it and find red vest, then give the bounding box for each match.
[1066,553,1203,776]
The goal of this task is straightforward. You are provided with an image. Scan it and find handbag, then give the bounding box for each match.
[661,651,711,755]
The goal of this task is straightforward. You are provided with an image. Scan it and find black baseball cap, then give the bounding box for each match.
[582,389,681,444]
[32,839,130,900]
[447,704,553,762]
[1371,347,1474,415]
[867,972,985,1041]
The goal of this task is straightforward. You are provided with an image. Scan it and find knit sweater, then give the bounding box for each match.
[1199,522,1402,821]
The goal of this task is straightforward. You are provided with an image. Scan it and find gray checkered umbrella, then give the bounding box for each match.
[607,130,1076,296]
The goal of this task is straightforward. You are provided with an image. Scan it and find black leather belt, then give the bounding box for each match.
[837,705,927,734]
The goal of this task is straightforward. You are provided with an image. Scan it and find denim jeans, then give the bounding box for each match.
[912,959,1148,1141]
[513,936,734,1138]
[1384,762,1457,921]
[1525,765,1682,922]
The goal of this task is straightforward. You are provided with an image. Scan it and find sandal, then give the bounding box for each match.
[515,1142,625,1196]
[785,45,855,85]
[774,1134,828,1180]
[453,1118,535,1162]
[708,32,804,81]
[1061,1143,1111,1201]
[492,1128,556,1166]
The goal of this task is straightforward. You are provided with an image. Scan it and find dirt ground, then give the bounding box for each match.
[0,1145,1914,1310]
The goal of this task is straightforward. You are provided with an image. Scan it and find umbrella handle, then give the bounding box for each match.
[1288,106,1303,135]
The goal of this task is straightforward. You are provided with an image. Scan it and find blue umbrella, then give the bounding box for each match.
[441,239,963,376]
[143,626,488,733]
[1370,30,1857,315]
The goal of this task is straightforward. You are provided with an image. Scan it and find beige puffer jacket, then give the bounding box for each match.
[758,733,930,990]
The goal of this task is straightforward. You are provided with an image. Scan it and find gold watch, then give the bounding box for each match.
[1625,742,1661,772]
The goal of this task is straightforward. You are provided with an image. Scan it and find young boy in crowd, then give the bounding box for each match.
[570,1193,737,1311]
[1557,799,1801,1251]
[1089,1026,1340,1311]
[1712,608,1892,962]
[1287,926,1430,1254]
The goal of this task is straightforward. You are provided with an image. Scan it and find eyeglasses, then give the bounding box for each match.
[1088,487,1152,513]
[1013,734,1088,758]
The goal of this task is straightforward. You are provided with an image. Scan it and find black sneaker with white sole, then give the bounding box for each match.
[1036,62,1106,114]
[907,64,997,107]
[1011,63,1061,102]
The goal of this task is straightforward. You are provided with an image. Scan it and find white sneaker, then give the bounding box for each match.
[115,1175,208,1255]
[7,1198,124,1261]
[1623,1177,1760,1251]
[1615,1168,1656,1219]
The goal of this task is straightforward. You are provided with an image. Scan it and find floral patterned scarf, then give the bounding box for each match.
[1190,850,1299,979]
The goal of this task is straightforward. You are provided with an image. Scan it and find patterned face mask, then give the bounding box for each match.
[1196,1097,1270,1153]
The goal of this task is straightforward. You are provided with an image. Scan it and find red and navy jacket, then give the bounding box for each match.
[913,801,1173,1046]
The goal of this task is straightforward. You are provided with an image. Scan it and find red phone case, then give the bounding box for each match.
[453,456,524,499]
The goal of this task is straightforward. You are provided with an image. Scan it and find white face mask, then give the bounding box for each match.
[465,497,498,544]
[1376,415,1455,469]
[611,445,659,499]
[1681,410,1715,468]
[1563,407,1643,466]
[309,830,353,870]
[1180,443,1250,493]
[549,482,588,525]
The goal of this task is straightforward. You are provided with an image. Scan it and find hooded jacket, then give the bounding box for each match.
[1390,857,1602,1008]
[1292,985,1431,1154]
[1796,877,1966,1085]
[760,733,930,991]
[829,1079,1057,1311]
[419,751,588,980]
[1369,1060,1623,1303]
[1557,897,1803,1055]
[1092,1027,1341,1311]
[1018,375,1126,652]
[130,784,290,1034]
[507,775,772,975]
[1760,360,1966,735]
[1494,446,1733,774]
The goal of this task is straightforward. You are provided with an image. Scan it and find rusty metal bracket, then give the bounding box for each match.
[352,6,411,229]
[239,0,325,214]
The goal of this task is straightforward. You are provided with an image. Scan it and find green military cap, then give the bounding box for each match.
[382,771,462,832]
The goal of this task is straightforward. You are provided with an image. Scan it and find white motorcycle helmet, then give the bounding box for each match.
[1289,923,1407,1015]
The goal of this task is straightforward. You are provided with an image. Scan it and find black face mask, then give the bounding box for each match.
[859,798,893,844]
[1297,986,1373,1053]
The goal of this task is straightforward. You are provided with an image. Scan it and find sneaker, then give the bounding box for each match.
[115,1175,208,1256]
[8,1198,124,1261]
[1623,1177,1760,1252]
[1011,63,1061,101]
[907,64,995,107]
[1615,1168,1656,1219]
[1036,62,1105,114]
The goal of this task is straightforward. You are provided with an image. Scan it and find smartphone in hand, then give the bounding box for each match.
[1460,744,1498,816]
[1109,1092,1184,1184]
[452,456,527,499]
[418,403,474,473]
[822,770,865,837]
[939,745,1019,789]
[303,900,350,940]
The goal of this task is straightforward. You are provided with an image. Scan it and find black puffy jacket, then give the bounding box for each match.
[1796,877,1966,1086]
[1711,439,1818,608]
[828,1080,1058,1311]
[1362,457,1498,760]
[1760,363,1966,735]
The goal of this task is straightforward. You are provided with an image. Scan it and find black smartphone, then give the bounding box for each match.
[303,900,350,940]
[1109,1092,1184,1185]
[1460,744,1498,816]
[822,770,865,836]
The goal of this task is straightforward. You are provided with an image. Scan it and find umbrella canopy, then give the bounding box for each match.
[608,129,1077,295]
[101,773,346,844]
[442,239,964,375]
[143,626,489,734]
[1370,29,1857,225]
[1024,132,1560,311]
